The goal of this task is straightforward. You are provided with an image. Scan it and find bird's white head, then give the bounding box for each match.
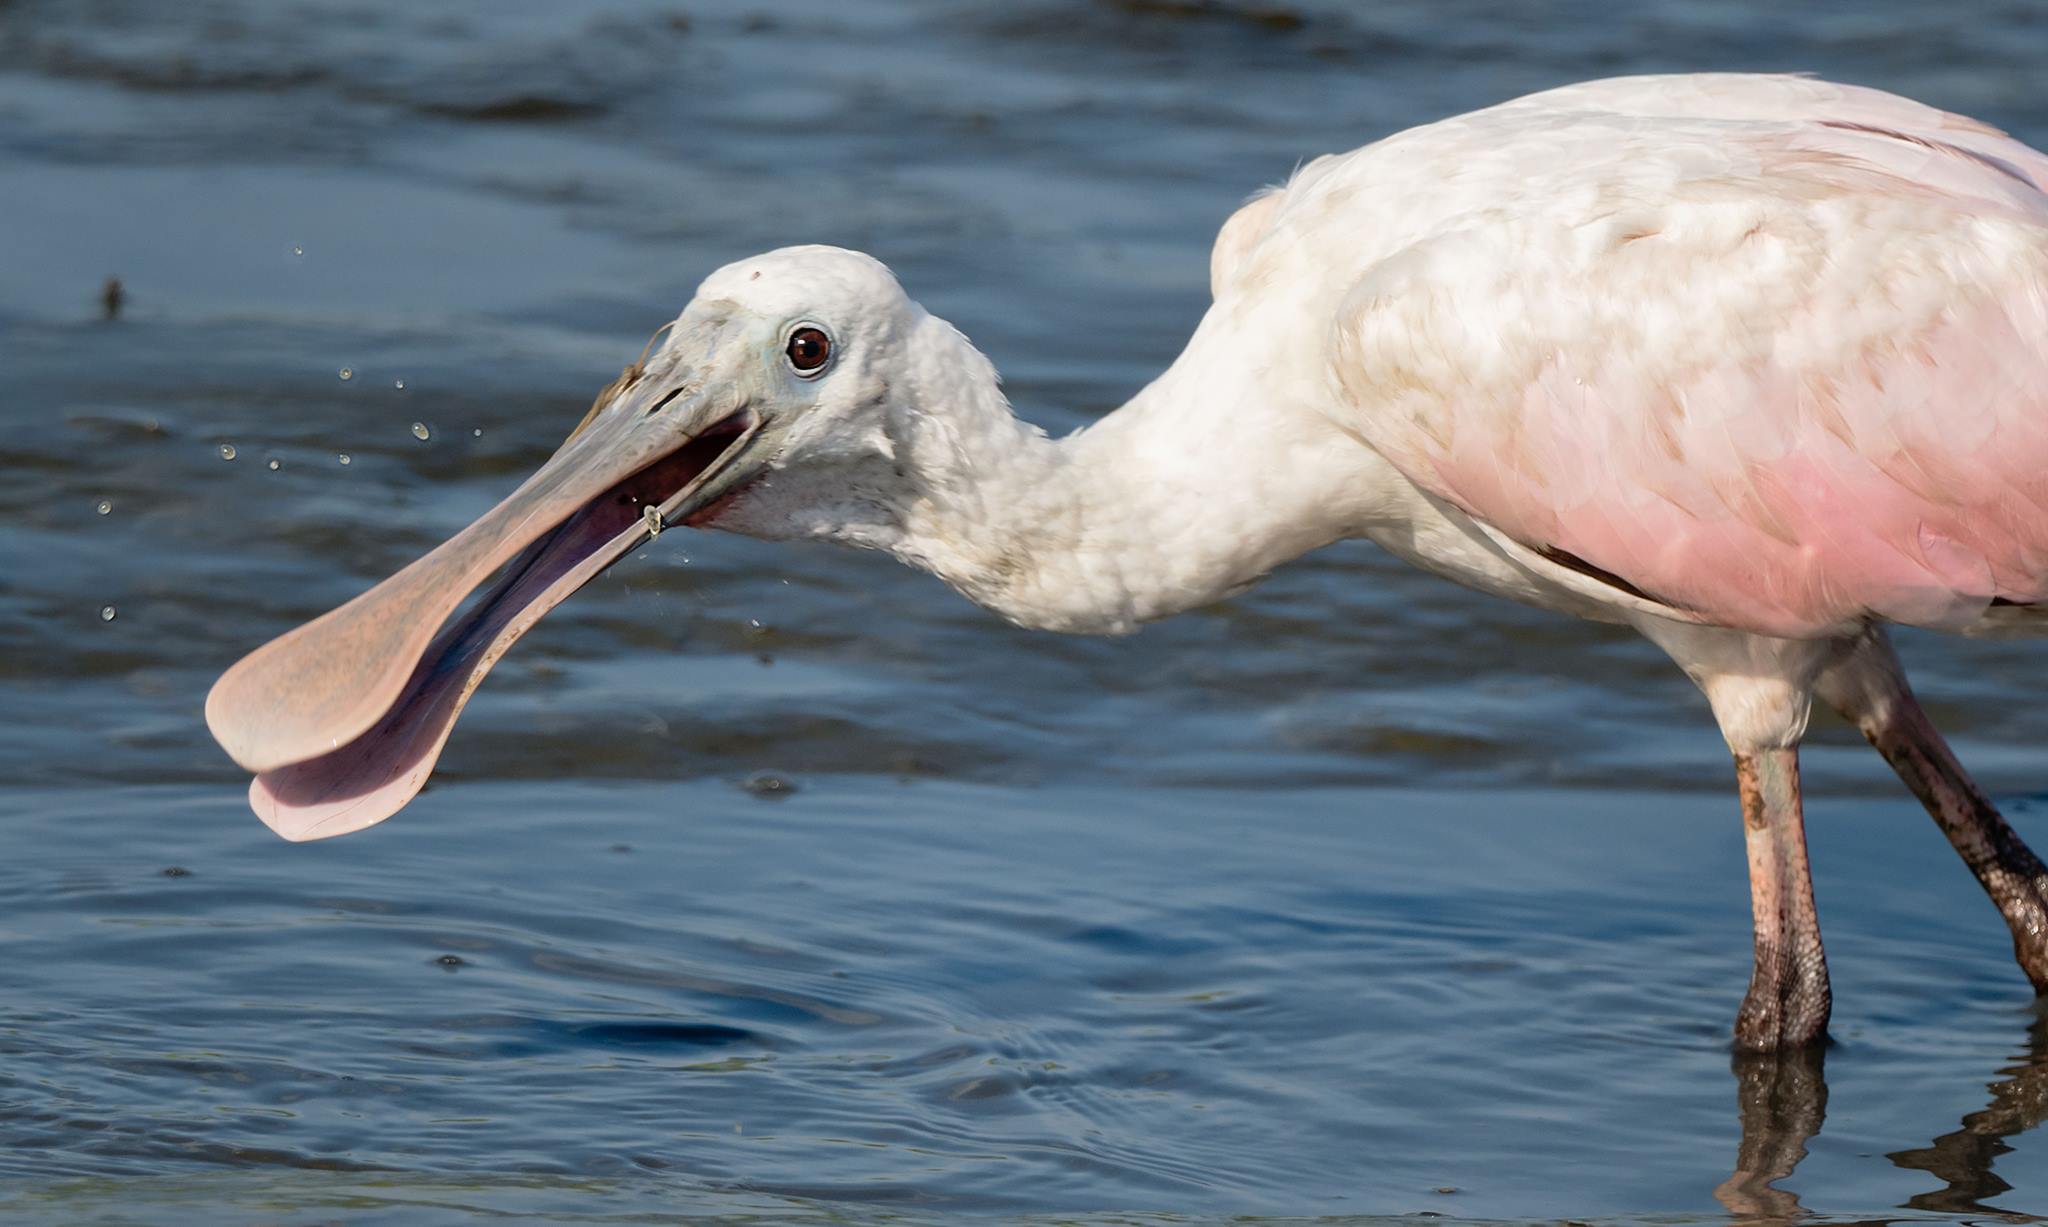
[202,244,1015,840]
[640,244,971,545]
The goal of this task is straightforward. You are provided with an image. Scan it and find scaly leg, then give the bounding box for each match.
[1633,618,1837,1051]
[1817,628,2048,992]
[1733,747,1832,1051]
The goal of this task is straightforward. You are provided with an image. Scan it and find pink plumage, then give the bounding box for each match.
[1305,75,2048,637]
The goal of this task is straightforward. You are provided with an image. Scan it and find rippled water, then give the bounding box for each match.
[5,1,2048,1222]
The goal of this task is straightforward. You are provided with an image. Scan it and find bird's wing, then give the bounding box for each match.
[1330,81,2048,638]
[1501,74,2048,195]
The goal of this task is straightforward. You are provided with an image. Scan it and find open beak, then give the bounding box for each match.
[205,368,762,842]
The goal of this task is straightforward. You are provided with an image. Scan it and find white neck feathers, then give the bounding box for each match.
[874,311,1369,634]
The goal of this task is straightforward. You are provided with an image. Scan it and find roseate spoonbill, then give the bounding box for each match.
[208,73,2048,1052]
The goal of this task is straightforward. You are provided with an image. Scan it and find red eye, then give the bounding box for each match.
[786,326,831,373]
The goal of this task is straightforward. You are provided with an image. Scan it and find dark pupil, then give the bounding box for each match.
[788,328,829,371]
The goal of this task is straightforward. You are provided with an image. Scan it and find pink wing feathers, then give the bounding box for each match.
[1332,78,2048,639]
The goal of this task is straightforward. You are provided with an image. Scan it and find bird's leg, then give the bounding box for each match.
[1816,627,2048,992]
[1633,619,1836,1051]
[1733,747,1833,1052]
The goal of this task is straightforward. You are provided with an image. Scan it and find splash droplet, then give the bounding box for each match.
[95,499,111,516]
[338,367,353,381]
[411,421,430,441]
[267,458,281,471]
[472,427,483,437]
[394,378,406,390]
[642,504,664,538]
[218,443,237,461]
[337,452,352,466]
[99,605,117,622]
[291,245,304,257]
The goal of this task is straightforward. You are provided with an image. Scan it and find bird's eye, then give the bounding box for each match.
[785,326,832,375]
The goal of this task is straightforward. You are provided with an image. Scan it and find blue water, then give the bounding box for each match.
[3,1,2047,1221]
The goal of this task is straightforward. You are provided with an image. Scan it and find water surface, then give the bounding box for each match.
[4,1,2048,1222]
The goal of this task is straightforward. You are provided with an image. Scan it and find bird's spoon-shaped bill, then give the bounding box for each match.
[204,380,756,841]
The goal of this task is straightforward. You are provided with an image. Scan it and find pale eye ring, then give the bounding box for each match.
[785,325,832,376]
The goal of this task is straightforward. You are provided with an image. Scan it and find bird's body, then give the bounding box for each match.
[208,73,2048,1052]
[723,76,2048,644]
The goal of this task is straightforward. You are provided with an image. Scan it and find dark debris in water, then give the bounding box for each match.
[741,770,797,799]
[412,95,606,123]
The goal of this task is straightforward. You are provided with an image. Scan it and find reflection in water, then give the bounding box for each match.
[1715,1046,1828,1221]
[1713,1013,2048,1221]
[1889,1011,2048,1216]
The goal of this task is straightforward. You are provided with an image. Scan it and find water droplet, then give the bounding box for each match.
[267,458,281,471]
[99,604,117,622]
[472,427,483,437]
[337,452,352,466]
[411,421,430,441]
[338,367,353,381]
[291,245,304,257]
[642,504,664,538]
[95,499,111,516]
[218,443,237,461]
[393,378,406,390]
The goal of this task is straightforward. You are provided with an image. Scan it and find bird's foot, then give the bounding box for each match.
[1733,944,1832,1054]
[1733,999,1831,1053]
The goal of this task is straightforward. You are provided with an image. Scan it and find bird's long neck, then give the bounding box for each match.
[879,311,1375,634]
